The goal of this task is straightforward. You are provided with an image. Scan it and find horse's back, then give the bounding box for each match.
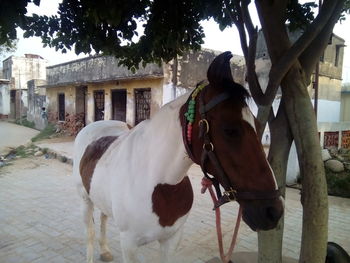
[73,120,129,190]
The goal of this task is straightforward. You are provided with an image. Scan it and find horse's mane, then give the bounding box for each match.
[206,51,250,104]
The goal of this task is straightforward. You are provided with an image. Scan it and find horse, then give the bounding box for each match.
[73,51,284,263]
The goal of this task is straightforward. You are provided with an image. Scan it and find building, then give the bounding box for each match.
[256,31,345,122]
[2,54,47,119]
[256,30,349,184]
[41,50,246,135]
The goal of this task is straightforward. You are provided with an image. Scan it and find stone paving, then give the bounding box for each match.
[1,155,350,263]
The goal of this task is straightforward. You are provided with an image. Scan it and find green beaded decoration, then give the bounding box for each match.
[185,83,206,144]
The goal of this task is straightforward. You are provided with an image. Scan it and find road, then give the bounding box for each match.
[0,156,299,263]
[0,121,39,155]
[0,122,349,262]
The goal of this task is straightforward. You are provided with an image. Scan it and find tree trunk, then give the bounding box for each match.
[258,100,293,263]
[282,65,328,263]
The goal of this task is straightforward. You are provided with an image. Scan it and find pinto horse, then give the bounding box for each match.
[73,51,284,263]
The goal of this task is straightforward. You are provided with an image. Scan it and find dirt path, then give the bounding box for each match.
[0,121,39,155]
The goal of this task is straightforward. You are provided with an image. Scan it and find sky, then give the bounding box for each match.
[4,0,350,83]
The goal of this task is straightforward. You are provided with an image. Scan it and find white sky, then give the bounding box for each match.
[3,0,350,83]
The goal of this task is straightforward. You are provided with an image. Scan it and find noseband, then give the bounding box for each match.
[182,83,280,208]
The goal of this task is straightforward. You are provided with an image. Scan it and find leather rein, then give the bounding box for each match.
[182,83,281,209]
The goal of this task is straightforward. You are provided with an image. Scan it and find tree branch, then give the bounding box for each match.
[300,0,345,79]
[255,0,341,106]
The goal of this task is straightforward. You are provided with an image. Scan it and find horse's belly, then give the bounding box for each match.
[89,167,116,217]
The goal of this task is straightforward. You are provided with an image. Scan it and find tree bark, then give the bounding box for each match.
[258,99,293,263]
[282,65,328,263]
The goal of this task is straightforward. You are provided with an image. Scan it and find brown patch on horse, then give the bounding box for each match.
[152,176,193,227]
[80,136,118,194]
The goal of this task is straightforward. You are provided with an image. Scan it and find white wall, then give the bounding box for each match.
[0,83,10,115]
[313,99,341,122]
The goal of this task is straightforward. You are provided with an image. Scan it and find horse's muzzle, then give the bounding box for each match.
[240,197,284,231]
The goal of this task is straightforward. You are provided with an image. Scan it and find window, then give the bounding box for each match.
[94,90,105,121]
[135,88,151,125]
[58,93,65,121]
[335,45,341,67]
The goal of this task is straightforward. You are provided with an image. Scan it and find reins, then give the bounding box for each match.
[201,177,242,263]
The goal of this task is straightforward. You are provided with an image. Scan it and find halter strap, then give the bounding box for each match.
[199,92,231,114]
[182,83,281,208]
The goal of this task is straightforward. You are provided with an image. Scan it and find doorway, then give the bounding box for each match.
[112,89,127,122]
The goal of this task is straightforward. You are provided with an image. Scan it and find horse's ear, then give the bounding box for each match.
[207,51,234,87]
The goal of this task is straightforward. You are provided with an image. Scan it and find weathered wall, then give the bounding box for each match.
[2,55,47,91]
[44,55,164,134]
[319,34,344,80]
[46,55,163,86]
[27,79,47,130]
[256,31,344,101]
[0,80,10,118]
[86,78,163,125]
[162,49,246,103]
[341,84,350,121]
[318,122,350,148]
[46,86,76,123]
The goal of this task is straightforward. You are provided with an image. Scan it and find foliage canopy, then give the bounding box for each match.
[1,0,348,68]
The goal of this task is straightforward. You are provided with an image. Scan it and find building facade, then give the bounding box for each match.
[42,50,246,135]
[2,54,47,119]
[41,55,164,134]
[256,31,345,122]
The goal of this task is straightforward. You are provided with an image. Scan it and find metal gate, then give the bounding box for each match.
[94,90,105,121]
[135,88,151,125]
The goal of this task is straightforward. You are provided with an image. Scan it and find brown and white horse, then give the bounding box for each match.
[73,52,284,263]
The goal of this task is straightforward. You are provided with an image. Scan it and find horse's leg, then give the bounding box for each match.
[120,232,139,263]
[99,212,113,262]
[159,227,184,263]
[83,196,95,263]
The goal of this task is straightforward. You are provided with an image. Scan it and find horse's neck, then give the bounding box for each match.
[142,93,193,184]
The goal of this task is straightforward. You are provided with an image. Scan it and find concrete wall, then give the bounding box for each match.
[85,78,163,125]
[2,54,47,91]
[46,55,163,86]
[313,99,341,122]
[256,31,344,102]
[163,49,246,103]
[27,79,47,130]
[341,84,350,121]
[46,86,76,120]
[318,122,350,148]
[0,80,10,117]
[286,122,350,184]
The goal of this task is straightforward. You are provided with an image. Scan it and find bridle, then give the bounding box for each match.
[182,82,281,209]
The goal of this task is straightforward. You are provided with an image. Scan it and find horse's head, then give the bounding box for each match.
[180,51,283,231]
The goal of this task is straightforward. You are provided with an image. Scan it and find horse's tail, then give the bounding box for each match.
[207,51,234,87]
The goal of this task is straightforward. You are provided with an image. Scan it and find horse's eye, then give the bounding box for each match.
[224,128,241,137]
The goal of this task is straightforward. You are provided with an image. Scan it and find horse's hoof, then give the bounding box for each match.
[100,252,114,262]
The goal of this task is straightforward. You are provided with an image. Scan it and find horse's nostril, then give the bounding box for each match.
[266,206,282,222]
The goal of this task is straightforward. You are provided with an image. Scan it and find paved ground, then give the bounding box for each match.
[0,121,39,155]
[1,154,350,263]
[0,122,349,262]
